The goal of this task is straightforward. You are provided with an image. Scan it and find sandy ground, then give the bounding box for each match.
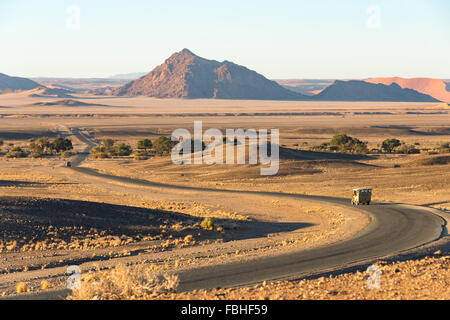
[0,156,368,296]
[153,253,449,300]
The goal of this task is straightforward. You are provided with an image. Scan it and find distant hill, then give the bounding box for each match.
[28,87,74,98]
[313,80,440,102]
[274,79,335,95]
[32,99,106,107]
[110,72,148,79]
[365,77,450,103]
[113,49,308,100]
[0,73,41,92]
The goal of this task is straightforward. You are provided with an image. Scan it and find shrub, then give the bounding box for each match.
[102,139,115,150]
[137,139,152,151]
[397,144,420,154]
[133,152,148,160]
[153,136,175,156]
[92,152,109,159]
[439,142,450,153]
[112,143,132,156]
[311,134,368,154]
[90,141,133,158]
[29,137,51,155]
[200,217,214,230]
[381,138,401,153]
[51,137,73,153]
[68,264,179,300]
[6,146,27,158]
[16,282,28,294]
[60,151,73,159]
[370,148,382,154]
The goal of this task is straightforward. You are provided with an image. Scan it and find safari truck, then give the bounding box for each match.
[351,188,372,205]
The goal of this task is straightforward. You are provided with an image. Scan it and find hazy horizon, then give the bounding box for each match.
[1,0,449,79]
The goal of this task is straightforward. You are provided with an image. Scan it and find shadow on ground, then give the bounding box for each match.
[0,196,314,247]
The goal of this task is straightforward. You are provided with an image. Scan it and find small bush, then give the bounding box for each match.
[200,217,214,230]
[397,144,420,154]
[60,151,73,159]
[112,143,132,156]
[6,147,27,158]
[68,264,179,300]
[51,137,73,153]
[311,134,368,154]
[153,137,175,156]
[381,138,401,153]
[439,142,450,153]
[92,152,109,159]
[90,141,133,158]
[133,154,148,160]
[137,139,152,151]
[16,282,28,294]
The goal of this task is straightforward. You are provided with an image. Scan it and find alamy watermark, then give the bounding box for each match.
[366,4,381,30]
[366,264,381,290]
[171,121,279,176]
[66,5,81,30]
[66,265,81,289]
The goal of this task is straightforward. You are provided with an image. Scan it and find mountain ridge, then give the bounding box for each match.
[112,49,309,100]
[313,80,439,102]
[365,77,450,102]
[0,73,42,92]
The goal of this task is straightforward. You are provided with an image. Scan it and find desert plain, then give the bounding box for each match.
[0,92,449,299]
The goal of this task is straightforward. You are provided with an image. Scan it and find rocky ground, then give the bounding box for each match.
[155,253,449,300]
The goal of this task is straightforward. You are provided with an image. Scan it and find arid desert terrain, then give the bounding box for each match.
[0,92,448,299]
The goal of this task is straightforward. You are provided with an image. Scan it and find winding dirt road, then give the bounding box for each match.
[67,129,444,291]
[4,127,444,299]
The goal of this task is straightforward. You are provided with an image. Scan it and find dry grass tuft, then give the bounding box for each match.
[200,217,214,230]
[16,282,28,294]
[41,280,50,290]
[68,264,179,300]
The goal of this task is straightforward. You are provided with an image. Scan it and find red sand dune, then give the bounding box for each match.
[365,77,450,102]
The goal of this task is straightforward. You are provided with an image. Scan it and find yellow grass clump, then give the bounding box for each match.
[200,217,214,230]
[16,282,28,294]
[68,264,179,300]
[41,280,50,290]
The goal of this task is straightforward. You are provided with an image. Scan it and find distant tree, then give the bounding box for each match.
[330,134,352,147]
[37,137,52,154]
[397,144,420,154]
[137,139,152,151]
[330,134,368,154]
[112,143,132,156]
[29,137,51,155]
[381,138,401,153]
[0,140,3,147]
[102,139,115,151]
[90,145,109,159]
[51,137,73,153]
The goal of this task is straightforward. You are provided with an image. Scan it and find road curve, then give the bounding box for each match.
[65,129,444,291]
[69,166,444,291]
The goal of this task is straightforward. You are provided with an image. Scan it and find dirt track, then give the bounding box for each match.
[0,125,447,299]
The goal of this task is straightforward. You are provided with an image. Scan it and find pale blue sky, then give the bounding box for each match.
[1,0,449,79]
